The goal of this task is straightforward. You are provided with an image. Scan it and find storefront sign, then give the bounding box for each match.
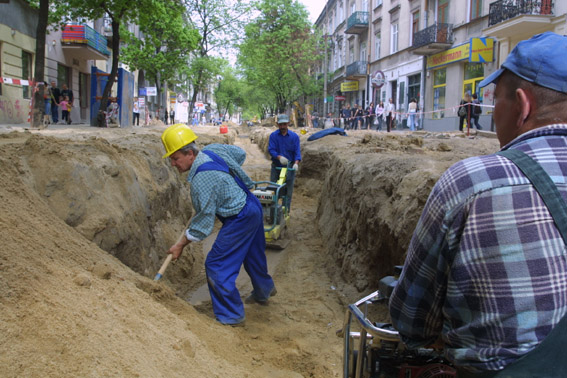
[341,81,359,92]
[470,37,494,63]
[335,95,346,101]
[371,70,386,88]
[146,87,157,96]
[428,38,494,69]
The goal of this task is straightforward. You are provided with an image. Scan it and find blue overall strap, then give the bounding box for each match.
[195,150,250,195]
[497,149,567,245]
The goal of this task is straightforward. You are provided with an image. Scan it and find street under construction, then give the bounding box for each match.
[0,122,499,377]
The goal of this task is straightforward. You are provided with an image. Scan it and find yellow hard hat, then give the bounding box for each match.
[161,124,198,158]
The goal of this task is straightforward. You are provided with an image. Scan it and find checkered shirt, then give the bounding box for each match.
[389,125,567,372]
[185,144,253,241]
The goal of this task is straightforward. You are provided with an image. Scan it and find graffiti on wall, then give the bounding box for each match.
[0,97,27,124]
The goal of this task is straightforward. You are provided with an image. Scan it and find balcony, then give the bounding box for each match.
[345,12,369,34]
[346,61,367,78]
[485,0,554,38]
[410,23,454,56]
[489,0,553,26]
[61,24,111,61]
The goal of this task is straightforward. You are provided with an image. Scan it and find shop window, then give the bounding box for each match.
[22,51,32,99]
[408,73,421,105]
[433,68,446,119]
[463,62,484,101]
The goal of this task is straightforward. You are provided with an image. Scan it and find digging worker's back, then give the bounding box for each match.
[389,32,567,377]
[161,124,276,326]
[268,114,301,211]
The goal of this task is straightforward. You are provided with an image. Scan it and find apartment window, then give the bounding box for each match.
[471,0,482,20]
[351,2,356,15]
[362,0,368,11]
[438,0,449,23]
[57,64,71,90]
[22,51,32,99]
[411,11,420,46]
[375,0,383,7]
[433,68,446,119]
[390,23,399,54]
[374,31,381,60]
[349,46,354,64]
[339,3,344,21]
[338,41,343,67]
[360,42,367,61]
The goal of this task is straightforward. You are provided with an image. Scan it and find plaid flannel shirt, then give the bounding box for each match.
[185,144,253,241]
[389,125,567,372]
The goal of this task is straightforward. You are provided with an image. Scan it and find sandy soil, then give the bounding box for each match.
[0,122,500,377]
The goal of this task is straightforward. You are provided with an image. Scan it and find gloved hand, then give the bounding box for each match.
[278,156,289,166]
[292,163,299,170]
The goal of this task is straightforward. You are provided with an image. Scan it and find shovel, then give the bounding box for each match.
[154,254,173,281]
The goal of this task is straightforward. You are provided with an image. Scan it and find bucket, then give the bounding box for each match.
[220,125,228,134]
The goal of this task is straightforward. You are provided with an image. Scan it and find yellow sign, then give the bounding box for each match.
[341,81,359,92]
[428,38,494,69]
[428,44,469,69]
[470,37,494,63]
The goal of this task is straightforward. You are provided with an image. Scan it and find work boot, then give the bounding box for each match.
[244,287,277,305]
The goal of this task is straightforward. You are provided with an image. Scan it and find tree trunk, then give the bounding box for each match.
[97,19,120,127]
[32,0,49,129]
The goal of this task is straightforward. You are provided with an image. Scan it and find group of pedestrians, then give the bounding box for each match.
[333,98,406,132]
[41,80,74,125]
[458,92,483,131]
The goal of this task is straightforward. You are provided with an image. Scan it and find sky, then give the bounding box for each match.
[299,0,327,23]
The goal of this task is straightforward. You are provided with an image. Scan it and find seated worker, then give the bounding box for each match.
[389,32,567,377]
[268,114,301,212]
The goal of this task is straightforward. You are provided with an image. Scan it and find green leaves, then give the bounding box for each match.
[238,0,321,113]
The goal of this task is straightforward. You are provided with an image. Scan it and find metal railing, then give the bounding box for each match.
[488,0,554,26]
[346,61,367,77]
[412,23,454,49]
[61,24,110,56]
[346,11,369,30]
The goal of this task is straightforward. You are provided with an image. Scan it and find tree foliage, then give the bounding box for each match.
[183,0,251,111]
[120,0,200,107]
[238,0,321,114]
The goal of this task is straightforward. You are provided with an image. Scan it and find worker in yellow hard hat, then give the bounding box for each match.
[160,124,276,326]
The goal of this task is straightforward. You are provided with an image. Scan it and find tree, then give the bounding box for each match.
[120,0,200,110]
[238,0,321,114]
[61,0,144,126]
[27,0,67,129]
[183,0,251,112]
[213,67,244,120]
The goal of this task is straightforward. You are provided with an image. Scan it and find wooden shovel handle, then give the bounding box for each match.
[153,254,173,281]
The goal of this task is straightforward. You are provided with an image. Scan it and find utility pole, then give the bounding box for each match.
[323,1,329,116]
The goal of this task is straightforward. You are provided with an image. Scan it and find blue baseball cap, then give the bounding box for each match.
[277,114,290,123]
[479,32,567,94]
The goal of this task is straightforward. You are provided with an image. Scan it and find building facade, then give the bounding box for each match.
[314,0,565,131]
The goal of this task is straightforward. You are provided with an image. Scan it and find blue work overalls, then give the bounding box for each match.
[196,150,275,325]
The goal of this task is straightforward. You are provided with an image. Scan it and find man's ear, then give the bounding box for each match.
[515,88,531,127]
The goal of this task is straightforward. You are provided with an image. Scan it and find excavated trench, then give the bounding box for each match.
[0,124,500,377]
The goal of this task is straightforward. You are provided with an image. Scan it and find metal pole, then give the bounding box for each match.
[324,34,328,116]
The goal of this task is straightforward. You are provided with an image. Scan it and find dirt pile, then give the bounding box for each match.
[0,123,499,377]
